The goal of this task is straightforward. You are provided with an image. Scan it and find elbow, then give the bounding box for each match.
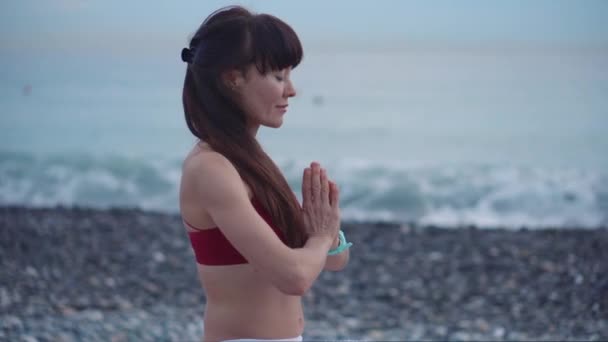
[277,266,313,296]
[281,282,309,297]
[281,274,312,296]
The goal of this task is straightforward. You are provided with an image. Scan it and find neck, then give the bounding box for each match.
[247,123,260,137]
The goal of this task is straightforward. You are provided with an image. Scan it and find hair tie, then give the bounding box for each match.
[181,48,193,63]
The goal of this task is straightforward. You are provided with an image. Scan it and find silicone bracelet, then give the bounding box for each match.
[328,230,353,255]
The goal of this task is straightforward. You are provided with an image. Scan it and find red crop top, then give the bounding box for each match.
[183,198,286,265]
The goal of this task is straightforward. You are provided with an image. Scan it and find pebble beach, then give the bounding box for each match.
[1,205,607,341]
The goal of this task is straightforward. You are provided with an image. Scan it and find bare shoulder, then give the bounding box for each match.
[182,147,235,178]
[181,146,248,208]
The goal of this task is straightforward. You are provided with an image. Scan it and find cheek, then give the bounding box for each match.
[257,84,282,110]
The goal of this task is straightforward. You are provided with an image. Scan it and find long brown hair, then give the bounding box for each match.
[181,6,306,248]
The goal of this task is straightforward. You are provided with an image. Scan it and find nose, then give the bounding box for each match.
[284,80,296,98]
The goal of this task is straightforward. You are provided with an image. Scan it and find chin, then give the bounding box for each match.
[265,118,284,128]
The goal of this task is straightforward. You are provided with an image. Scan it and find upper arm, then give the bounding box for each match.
[183,153,301,291]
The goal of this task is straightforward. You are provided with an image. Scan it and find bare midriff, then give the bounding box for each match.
[197,264,305,342]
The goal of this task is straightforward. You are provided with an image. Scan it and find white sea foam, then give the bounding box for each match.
[1,153,606,229]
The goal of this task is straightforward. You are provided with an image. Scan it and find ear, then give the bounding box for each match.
[221,69,246,91]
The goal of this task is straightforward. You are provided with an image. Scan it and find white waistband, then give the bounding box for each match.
[223,336,303,342]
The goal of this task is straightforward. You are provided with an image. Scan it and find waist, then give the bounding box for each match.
[198,264,291,301]
[203,299,304,340]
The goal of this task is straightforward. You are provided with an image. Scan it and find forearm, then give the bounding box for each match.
[324,230,350,271]
[325,247,349,271]
[292,235,334,289]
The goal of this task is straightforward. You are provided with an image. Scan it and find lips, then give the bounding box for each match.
[276,104,288,114]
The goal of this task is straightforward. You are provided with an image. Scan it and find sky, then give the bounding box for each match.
[1,0,608,56]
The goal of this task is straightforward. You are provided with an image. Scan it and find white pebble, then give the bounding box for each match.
[429,251,443,261]
[84,310,103,321]
[368,330,385,339]
[25,266,38,277]
[104,277,116,287]
[0,287,11,308]
[344,317,359,328]
[153,252,166,262]
[3,315,23,329]
[435,325,448,335]
[494,327,506,338]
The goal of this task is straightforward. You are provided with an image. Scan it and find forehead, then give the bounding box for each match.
[244,64,291,80]
[248,64,292,75]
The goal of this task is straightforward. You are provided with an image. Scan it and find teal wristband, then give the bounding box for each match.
[327,230,353,256]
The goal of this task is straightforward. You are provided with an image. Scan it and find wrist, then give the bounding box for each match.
[330,234,340,249]
[307,234,334,250]
[327,230,353,256]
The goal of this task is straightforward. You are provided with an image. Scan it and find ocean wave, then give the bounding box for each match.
[1,151,606,229]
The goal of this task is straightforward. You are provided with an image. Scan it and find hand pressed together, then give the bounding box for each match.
[301,162,341,242]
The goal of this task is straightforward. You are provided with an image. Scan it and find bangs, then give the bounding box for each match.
[249,14,303,74]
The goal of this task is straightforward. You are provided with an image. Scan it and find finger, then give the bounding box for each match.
[320,168,329,207]
[302,167,312,207]
[302,211,310,227]
[311,163,321,203]
[330,182,340,209]
[328,180,335,206]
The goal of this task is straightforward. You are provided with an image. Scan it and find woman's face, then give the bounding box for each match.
[235,65,296,130]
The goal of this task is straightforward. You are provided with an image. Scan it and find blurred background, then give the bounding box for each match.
[1,0,607,228]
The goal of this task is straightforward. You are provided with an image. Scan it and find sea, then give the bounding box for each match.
[1,45,607,228]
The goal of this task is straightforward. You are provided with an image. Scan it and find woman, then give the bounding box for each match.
[178,6,352,342]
